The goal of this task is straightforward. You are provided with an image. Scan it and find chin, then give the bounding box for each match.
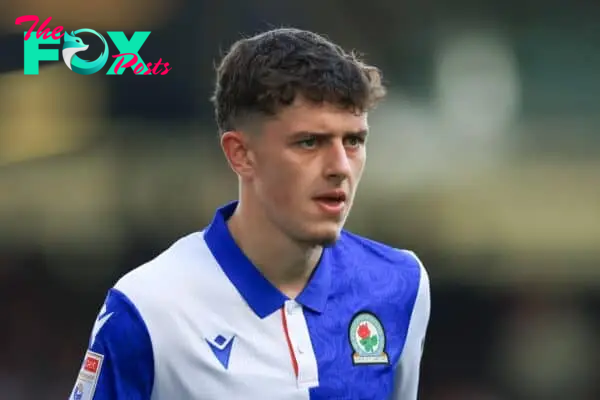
[318,235,340,248]
[300,225,342,247]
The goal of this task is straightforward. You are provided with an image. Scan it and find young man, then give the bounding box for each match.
[69,28,430,400]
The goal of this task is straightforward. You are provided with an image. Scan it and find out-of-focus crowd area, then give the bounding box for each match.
[1,0,600,399]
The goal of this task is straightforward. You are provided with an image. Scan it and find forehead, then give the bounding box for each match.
[265,97,369,135]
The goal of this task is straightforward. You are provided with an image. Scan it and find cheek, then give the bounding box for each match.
[351,153,366,181]
[265,174,294,204]
[255,157,300,204]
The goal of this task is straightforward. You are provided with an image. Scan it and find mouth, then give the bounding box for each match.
[313,191,347,215]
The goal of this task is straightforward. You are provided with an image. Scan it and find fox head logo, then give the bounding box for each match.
[62,31,88,68]
[62,29,109,75]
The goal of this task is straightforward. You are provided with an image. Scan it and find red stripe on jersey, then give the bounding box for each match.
[281,307,299,378]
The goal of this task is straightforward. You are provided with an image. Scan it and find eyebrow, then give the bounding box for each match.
[290,130,369,139]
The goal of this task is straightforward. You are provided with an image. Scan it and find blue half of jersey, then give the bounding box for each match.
[71,288,154,400]
[305,233,421,399]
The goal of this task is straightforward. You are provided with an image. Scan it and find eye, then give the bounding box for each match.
[297,137,318,149]
[344,135,365,148]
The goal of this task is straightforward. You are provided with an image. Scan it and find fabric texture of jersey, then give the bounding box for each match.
[68,201,430,400]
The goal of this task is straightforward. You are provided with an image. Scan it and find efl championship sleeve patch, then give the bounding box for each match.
[69,350,104,400]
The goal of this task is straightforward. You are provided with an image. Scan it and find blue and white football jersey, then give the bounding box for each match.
[69,201,430,400]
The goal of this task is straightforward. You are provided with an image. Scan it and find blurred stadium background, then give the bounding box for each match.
[1,0,600,399]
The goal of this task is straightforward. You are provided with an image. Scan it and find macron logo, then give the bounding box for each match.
[206,335,235,370]
[90,304,113,348]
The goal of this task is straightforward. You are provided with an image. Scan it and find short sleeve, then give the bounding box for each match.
[392,251,431,399]
[68,288,154,400]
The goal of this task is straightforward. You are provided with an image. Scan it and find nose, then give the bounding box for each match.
[324,140,352,180]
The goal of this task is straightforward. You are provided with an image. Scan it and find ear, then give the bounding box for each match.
[220,131,255,179]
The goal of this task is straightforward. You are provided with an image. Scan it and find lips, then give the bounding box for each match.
[313,190,347,203]
[313,190,347,215]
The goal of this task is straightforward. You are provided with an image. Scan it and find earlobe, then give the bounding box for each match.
[221,131,254,178]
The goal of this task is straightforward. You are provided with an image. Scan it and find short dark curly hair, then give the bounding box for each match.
[211,28,386,134]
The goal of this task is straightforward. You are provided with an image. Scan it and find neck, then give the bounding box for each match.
[227,200,322,299]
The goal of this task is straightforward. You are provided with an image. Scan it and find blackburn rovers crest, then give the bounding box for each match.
[349,312,389,365]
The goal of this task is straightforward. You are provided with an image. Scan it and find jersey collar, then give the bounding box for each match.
[203,201,332,319]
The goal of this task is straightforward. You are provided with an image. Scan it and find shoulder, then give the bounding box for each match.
[113,231,212,310]
[334,231,430,310]
[337,230,428,280]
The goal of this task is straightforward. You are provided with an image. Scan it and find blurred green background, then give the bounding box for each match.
[1,0,599,399]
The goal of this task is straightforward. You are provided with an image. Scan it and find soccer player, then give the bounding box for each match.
[69,28,430,400]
